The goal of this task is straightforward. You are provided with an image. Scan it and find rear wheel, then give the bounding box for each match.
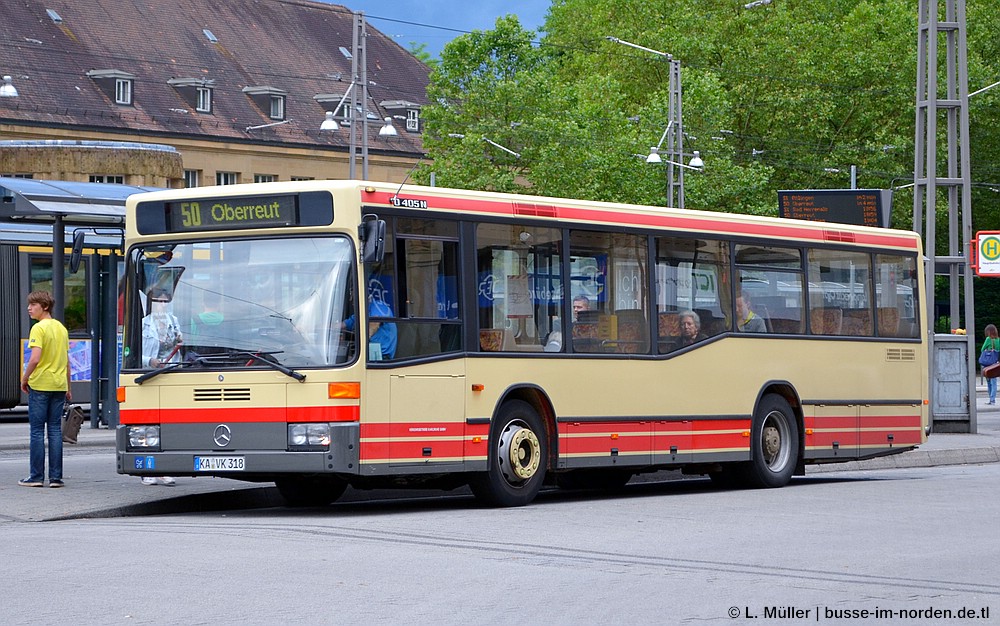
[743,394,799,488]
[275,475,348,507]
[470,400,548,507]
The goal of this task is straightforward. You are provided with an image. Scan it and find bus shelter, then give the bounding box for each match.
[0,178,163,426]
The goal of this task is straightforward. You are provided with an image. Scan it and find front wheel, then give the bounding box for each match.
[470,400,548,507]
[744,394,799,488]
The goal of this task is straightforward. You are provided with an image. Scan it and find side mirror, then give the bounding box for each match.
[69,230,86,274]
[359,215,386,265]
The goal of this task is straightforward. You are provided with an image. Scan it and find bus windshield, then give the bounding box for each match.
[124,235,357,370]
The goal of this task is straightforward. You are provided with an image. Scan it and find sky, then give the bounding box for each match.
[325,1,551,58]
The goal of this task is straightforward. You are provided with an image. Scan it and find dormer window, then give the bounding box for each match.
[115,78,132,104]
[168,78,215,114]
[243,85,288,121]
[196,87,212,112]
[269,95,285,120]
[406,109,419,132]
[86,69,137,106]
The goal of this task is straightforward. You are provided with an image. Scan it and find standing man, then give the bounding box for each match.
[19,291,71,488]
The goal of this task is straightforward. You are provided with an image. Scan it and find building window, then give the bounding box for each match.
[184,170,201,188]
[1,173,33,178]
[269,95,285,120]
[406,109,419,132]
[196,87,212,113]
[216,172,239,185]
[291,176,314,181]
[115,78,133,105]
[89,175,124,184]
[254,174,277,183]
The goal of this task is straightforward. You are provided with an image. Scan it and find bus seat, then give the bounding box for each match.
[756,304,774,333]
[877,307,900,337]
[810,308,843,335]
[615,309,649,353]
[658,312,680,352]
[842,309,873,336]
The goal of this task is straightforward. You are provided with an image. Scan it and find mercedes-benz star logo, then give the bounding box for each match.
[213,424,232,447]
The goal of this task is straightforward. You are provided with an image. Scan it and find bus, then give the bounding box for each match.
[115,180,928,507]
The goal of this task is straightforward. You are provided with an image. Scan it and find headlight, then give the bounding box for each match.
[128,425,160,448]
[288,423,331,449]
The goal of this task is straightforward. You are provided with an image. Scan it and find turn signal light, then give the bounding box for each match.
[117,387,126,403]
[328,382,361,399]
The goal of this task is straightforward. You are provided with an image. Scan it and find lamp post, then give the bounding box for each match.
[607,36,688,207]
[319,12,397,180]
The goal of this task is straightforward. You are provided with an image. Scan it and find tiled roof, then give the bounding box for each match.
[0,0,429,156]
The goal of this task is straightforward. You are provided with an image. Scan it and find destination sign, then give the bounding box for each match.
[778,189,891,229]
[164,195,296,232]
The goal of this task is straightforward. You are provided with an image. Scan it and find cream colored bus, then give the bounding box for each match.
[116,180,928,507]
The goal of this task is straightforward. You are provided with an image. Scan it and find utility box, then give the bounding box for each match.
[932,333,974,433]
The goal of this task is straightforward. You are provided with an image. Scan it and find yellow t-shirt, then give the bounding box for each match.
[26,317,70,392]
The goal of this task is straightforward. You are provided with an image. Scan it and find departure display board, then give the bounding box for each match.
[165,195,296,232]
[778,189,891,228]
[135,191,334,234]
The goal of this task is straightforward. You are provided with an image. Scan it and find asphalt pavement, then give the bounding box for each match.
[2,390,999,522]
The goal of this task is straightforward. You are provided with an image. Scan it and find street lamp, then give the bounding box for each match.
[378,117,398,137]
[317,12,371,180]
[607,36,689,207]
[0,75,18,97]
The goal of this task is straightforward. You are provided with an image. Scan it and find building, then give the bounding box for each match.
[0,0,430,186]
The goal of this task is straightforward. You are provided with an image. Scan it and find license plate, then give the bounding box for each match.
[194,456,245,471]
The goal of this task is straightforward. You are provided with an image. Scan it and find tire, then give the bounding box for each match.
[743,394,799,488]
[470,400,548,507]
[555,469,632,491]
[275,475,348,507]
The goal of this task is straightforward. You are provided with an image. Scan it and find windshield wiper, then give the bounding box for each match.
[134,360,199,385]
[201,350,306,382]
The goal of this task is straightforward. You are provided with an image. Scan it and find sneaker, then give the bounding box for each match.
[18,478,44,487]
[49,480,65,488]
[158,477,176,486]
[141,477,157,486]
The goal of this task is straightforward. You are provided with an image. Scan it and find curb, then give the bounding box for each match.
[807,446,1000,473]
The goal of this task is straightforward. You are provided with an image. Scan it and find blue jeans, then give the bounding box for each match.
[988,377,997,404]
[27,388,65,482]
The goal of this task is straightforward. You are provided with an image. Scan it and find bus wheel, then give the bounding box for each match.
[745,394,799,488]
[470,400,547,507]
[275,475,348,507]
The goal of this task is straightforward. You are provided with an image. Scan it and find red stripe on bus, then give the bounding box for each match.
[119,405,358,424]
[368,192,919,250]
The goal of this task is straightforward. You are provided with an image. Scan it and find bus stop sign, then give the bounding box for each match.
[975,231,1000,277]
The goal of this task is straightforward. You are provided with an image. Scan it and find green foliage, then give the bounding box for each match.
[419,0,1000,331]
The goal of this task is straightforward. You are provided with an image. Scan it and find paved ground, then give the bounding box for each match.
[1,391,998,522]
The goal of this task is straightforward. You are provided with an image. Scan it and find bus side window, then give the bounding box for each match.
[391,219,462,359]
[476,223,562,353]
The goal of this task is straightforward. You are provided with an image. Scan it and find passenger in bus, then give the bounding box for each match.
[139,288,182,487]
[736,293,766,333]
[572,294,593,322]
[676,310,707,348]
[190,290,225,336]
[544,294,594,351]
[345,298,397,360]
[141,289,183,368]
